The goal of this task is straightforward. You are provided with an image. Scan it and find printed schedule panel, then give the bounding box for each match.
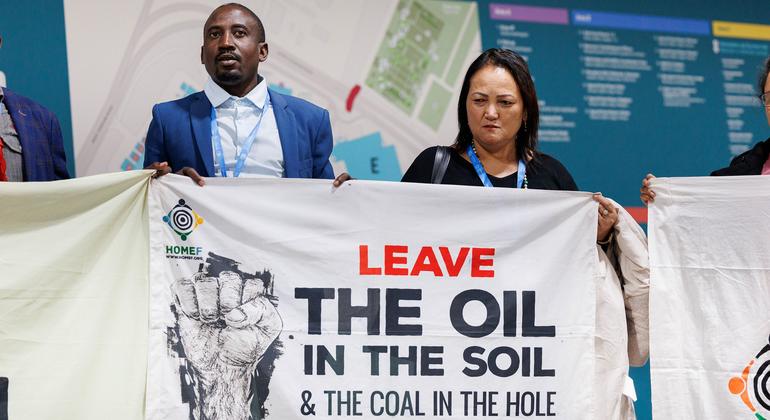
[478,0,770,208]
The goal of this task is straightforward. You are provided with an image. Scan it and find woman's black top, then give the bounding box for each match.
[711,137,770,176]
[401,146,578,191]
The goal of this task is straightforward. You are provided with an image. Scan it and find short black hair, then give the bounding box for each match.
[208,3,266,42]
[453,48,539,162]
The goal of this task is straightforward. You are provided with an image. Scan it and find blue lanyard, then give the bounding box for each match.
[210,94,270,177]
[466,144,526,189]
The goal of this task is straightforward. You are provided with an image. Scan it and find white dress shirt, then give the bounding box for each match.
[204,77,284,178]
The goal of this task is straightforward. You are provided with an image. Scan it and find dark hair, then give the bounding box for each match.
[759,56,770,98]
[453,48,539,161]
[208,3,266,42]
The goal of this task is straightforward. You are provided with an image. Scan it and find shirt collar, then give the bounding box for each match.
[204,77,267,109]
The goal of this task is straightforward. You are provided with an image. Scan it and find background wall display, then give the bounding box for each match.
[477,0,770,216]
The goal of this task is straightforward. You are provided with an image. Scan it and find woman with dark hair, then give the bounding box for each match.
[332,48,649,419]
[401,48,617,242]
[399,48,649,420]
[641,56,770,203]
[402,48,573,189]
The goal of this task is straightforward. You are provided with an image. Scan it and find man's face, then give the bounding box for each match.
[201,6,267,96]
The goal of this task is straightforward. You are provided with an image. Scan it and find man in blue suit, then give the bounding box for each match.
[0,36,69,181]
[144,3,334,185]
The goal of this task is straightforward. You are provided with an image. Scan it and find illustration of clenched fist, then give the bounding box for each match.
[173,270,282,368]
[172,270,283,420]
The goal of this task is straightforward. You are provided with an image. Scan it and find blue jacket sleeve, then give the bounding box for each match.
[48,113,70,179]
[312,109,334,179]
[143,104,166,168]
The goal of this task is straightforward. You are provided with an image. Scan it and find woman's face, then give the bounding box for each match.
[764,77,770,125]
[466,65,526,152]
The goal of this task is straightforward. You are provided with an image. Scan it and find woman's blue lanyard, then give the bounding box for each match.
[466,144,526,189]
[210,94,270,178]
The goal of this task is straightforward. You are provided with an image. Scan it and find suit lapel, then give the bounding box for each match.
[2,90,35,180]
[270,89,299,178]
[190,93,215,177]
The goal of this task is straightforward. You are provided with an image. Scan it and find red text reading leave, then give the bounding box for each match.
[359,245,495,278]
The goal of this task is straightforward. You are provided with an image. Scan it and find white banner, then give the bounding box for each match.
[649,176,770,419]
[146,175,600,419]
[0,171,151,420]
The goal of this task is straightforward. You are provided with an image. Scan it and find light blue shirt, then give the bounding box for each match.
[204,77,284,178]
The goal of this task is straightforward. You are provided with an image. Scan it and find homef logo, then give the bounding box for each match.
[729,335,770,419]
[163,199,204,241]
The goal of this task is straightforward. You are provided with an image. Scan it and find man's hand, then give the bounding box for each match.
[145,161,172,178]
[640,173,656,205]
[177,167,206,186]
[173,270,282,419]
[332,172,353,188]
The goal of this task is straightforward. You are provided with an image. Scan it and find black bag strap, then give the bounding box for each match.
[431,146,451,184]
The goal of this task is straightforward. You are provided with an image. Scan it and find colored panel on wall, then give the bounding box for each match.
[0,0,74,176]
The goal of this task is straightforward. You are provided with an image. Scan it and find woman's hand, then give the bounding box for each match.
[594,193,619,243]
[640,173,656,205]
[332,172,353,188]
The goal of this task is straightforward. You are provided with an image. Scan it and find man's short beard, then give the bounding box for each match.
[215,71,242,85]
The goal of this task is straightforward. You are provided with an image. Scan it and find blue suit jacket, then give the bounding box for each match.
[2,88,70,181]
[143,89,334,179]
